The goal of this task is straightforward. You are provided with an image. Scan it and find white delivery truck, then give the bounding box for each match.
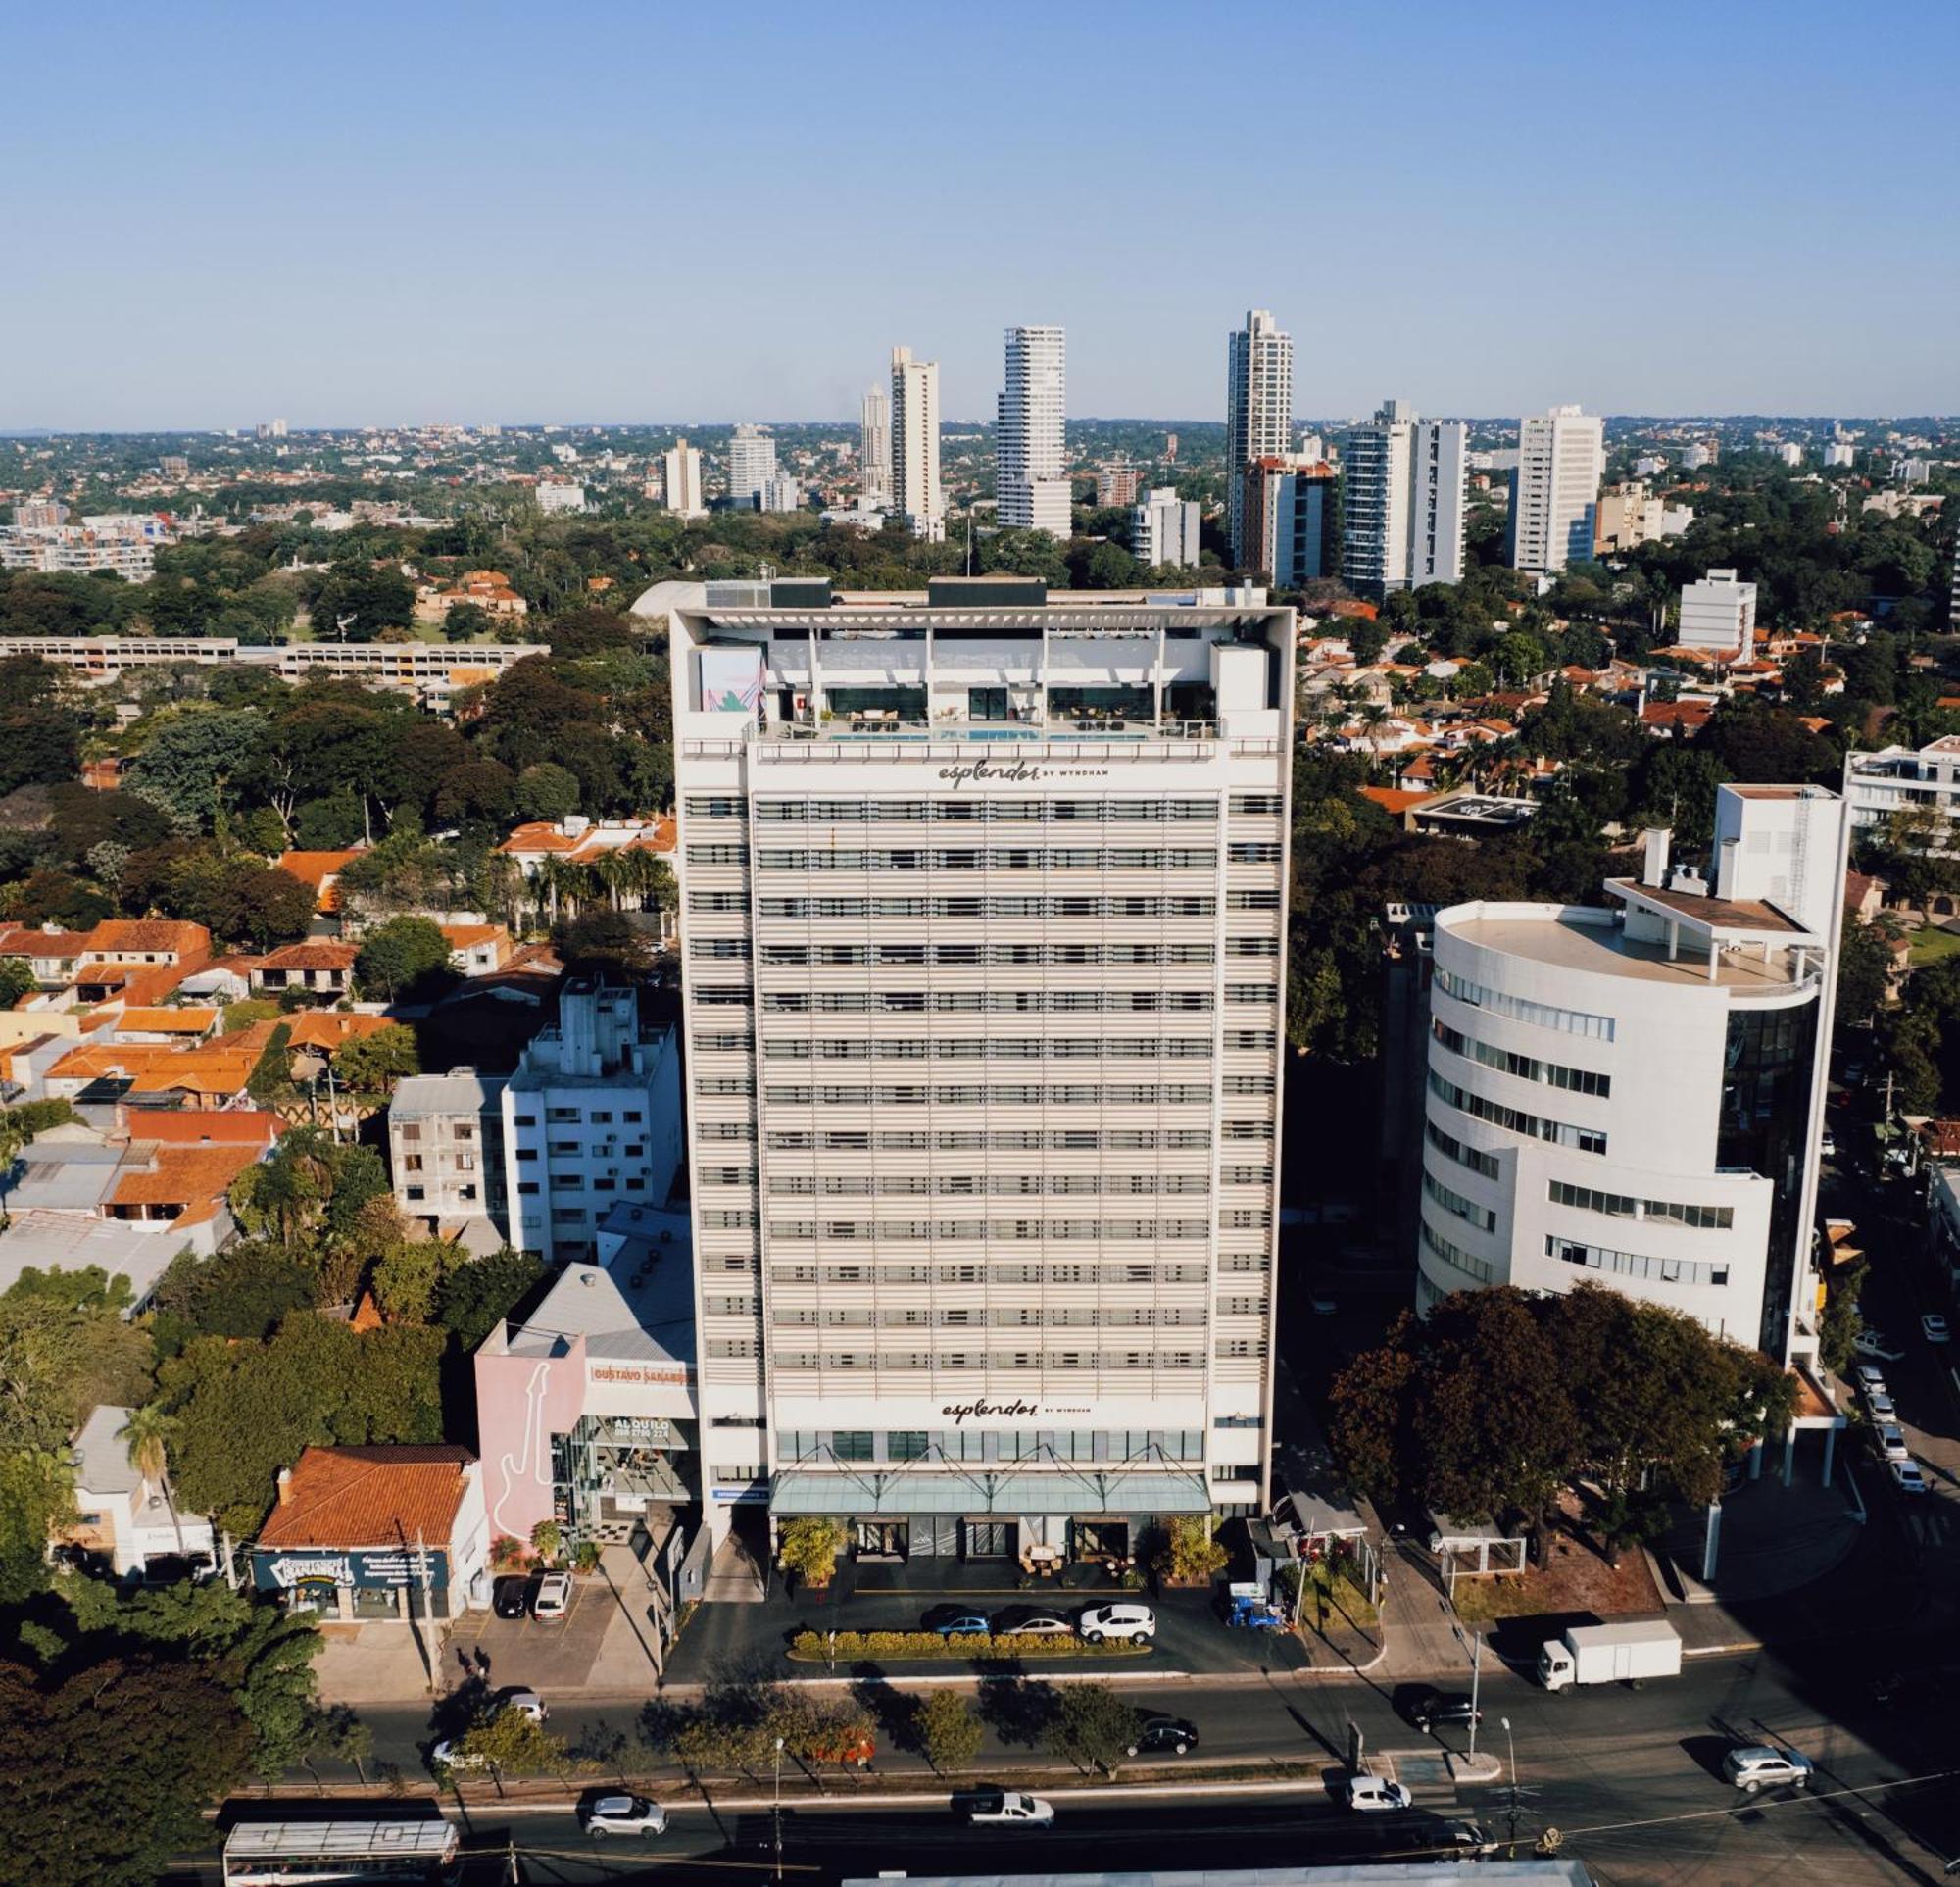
[1537,1619,1683,1691]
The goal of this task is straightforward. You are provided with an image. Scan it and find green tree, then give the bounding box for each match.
[125,707,268,831]
[333,1022,420,1096]
[443,601,492,641]
[355,915,453,999]
[1042,1682,1145,1776]
[432,1247,545,1350]
[912,1688,983,1774]
[0,1652,253,1887]
[371,1240,447,1324]
[1819,1258,1868,1378]
[776,1515,847,1587]
[514,762,582,821]
[0,956,37,1008]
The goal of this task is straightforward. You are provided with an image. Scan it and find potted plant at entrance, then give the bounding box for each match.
[777,1516,848,1600]
[529,1519,564,1567]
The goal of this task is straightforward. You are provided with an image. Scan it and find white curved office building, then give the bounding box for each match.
[1418,785,1847,1359]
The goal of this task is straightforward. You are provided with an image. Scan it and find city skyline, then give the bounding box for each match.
[3,3,1957,430]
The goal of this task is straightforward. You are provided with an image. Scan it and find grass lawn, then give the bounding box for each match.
[1908,925,1960,968]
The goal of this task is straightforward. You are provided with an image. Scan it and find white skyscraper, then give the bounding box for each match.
[1340,401,1468,597]
[860,386,892,499]
[996,325,1072,538]
[890,346,946,542]
[662,438,706,519]
[1225,310,1294,568]
[1509,405,1606,574]
[668,586,1297,1547]
[728,425,778,507]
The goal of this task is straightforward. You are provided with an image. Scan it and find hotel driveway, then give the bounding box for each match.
[664,1563,1315,1686]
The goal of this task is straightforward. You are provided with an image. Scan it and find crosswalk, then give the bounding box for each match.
[1904,1506,1954,1547]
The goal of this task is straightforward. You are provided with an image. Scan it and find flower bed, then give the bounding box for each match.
[788,1629,1151,1663]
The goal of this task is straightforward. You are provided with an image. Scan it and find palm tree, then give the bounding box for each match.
[120,1405,185,1558]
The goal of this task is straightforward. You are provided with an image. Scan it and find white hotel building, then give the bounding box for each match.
[1418,783,1847,1361]
[666,578,1293,1558]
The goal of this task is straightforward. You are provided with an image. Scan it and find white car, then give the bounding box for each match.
[496,1687,548,1722]
[1854,1331,1905,1363]
[1853,1363,1888,1396]
[1346,1773,1413,1813]
[532,1572,571,1619]
[1723,1746,1813,1794]
[1865,1389,1897,1421]
[966,1790,1054,1826]
[1819,1130,1837,1160]
[1077,1602,1156,1643]
[1923,1313,1951,1345]
[1874,1422,1910,1463]
[1889,1458,1930,1495]
[579,1792,667,1837]
[428,1739,487,1773]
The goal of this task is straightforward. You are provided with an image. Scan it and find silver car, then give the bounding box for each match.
[580,1792,667,1836]
[1723,1746,1813,1794]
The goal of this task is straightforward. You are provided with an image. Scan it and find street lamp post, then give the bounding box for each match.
[1467,1629,1482,1761]
[1500,1716,1519,1856]
[773,1735,785,1882]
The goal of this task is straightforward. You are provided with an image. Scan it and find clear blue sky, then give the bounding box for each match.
[3,0,1955,430]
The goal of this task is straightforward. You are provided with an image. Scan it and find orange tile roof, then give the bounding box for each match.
[440,923,507,948]
[84,919,211,959]
[1359,786,1438,815]
[125,1109,282,1148]
[115,1006,217,1035]
[258,941,359,971]
[111,1142,263,1224]
[0,927,92,959]
[256,1445,478,1550]
[286,1012,395,1052]
[275,850,363,888]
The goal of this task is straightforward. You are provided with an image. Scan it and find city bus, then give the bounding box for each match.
[220,1817,461,1885]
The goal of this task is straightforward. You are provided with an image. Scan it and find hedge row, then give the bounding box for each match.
[788,1629,1149,1662]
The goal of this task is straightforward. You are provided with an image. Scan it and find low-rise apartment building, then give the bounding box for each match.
[503,980,683,1264]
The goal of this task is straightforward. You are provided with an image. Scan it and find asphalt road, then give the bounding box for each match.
[171,1636,1960,1885]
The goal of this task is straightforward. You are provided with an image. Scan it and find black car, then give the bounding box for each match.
[492,1575,533,1620]
[1403,1687,1481,1734]
[1126,1715,1200,1757]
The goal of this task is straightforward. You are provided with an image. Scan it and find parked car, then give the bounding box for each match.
[1819,1130,1837,1160]
[1854,1331,1905,1363]
[1127,1715,1200,1756]
[1889,1458,1930,1495]
[1723,1746,1813,1794]
[495,1687,548,1722]
[1865,1390,1898,1421]
[1853,1363,1888,1396]
[1077,1602,1156,1643]
[965,1790,1054,1826]
[1923,1313,1951,1345]
[491,1575,533,1620]
[1400,1687,1482,1734]
[1874,1423,1911,1463]
[532,1572,571,1620]
[578,1792,666,1837]
[994,1607,1074,1637]
[925,1608,992,1639]
[427,1739,487,1774]
[1346,1774,1414,1813]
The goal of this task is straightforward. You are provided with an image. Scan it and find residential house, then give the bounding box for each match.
[253,941,359,1000]
[275,849,365,918]
[54,1405,217,1579]
[441,923,515,976]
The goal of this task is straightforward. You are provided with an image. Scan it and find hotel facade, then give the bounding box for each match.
[666,579,1293,1561]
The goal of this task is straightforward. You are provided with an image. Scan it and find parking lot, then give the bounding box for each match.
[448,1570,640,1696]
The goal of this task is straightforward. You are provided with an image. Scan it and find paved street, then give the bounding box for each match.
[172,1632,1960,1884]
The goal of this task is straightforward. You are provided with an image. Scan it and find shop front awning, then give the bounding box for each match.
[768,1467,1211,1517]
